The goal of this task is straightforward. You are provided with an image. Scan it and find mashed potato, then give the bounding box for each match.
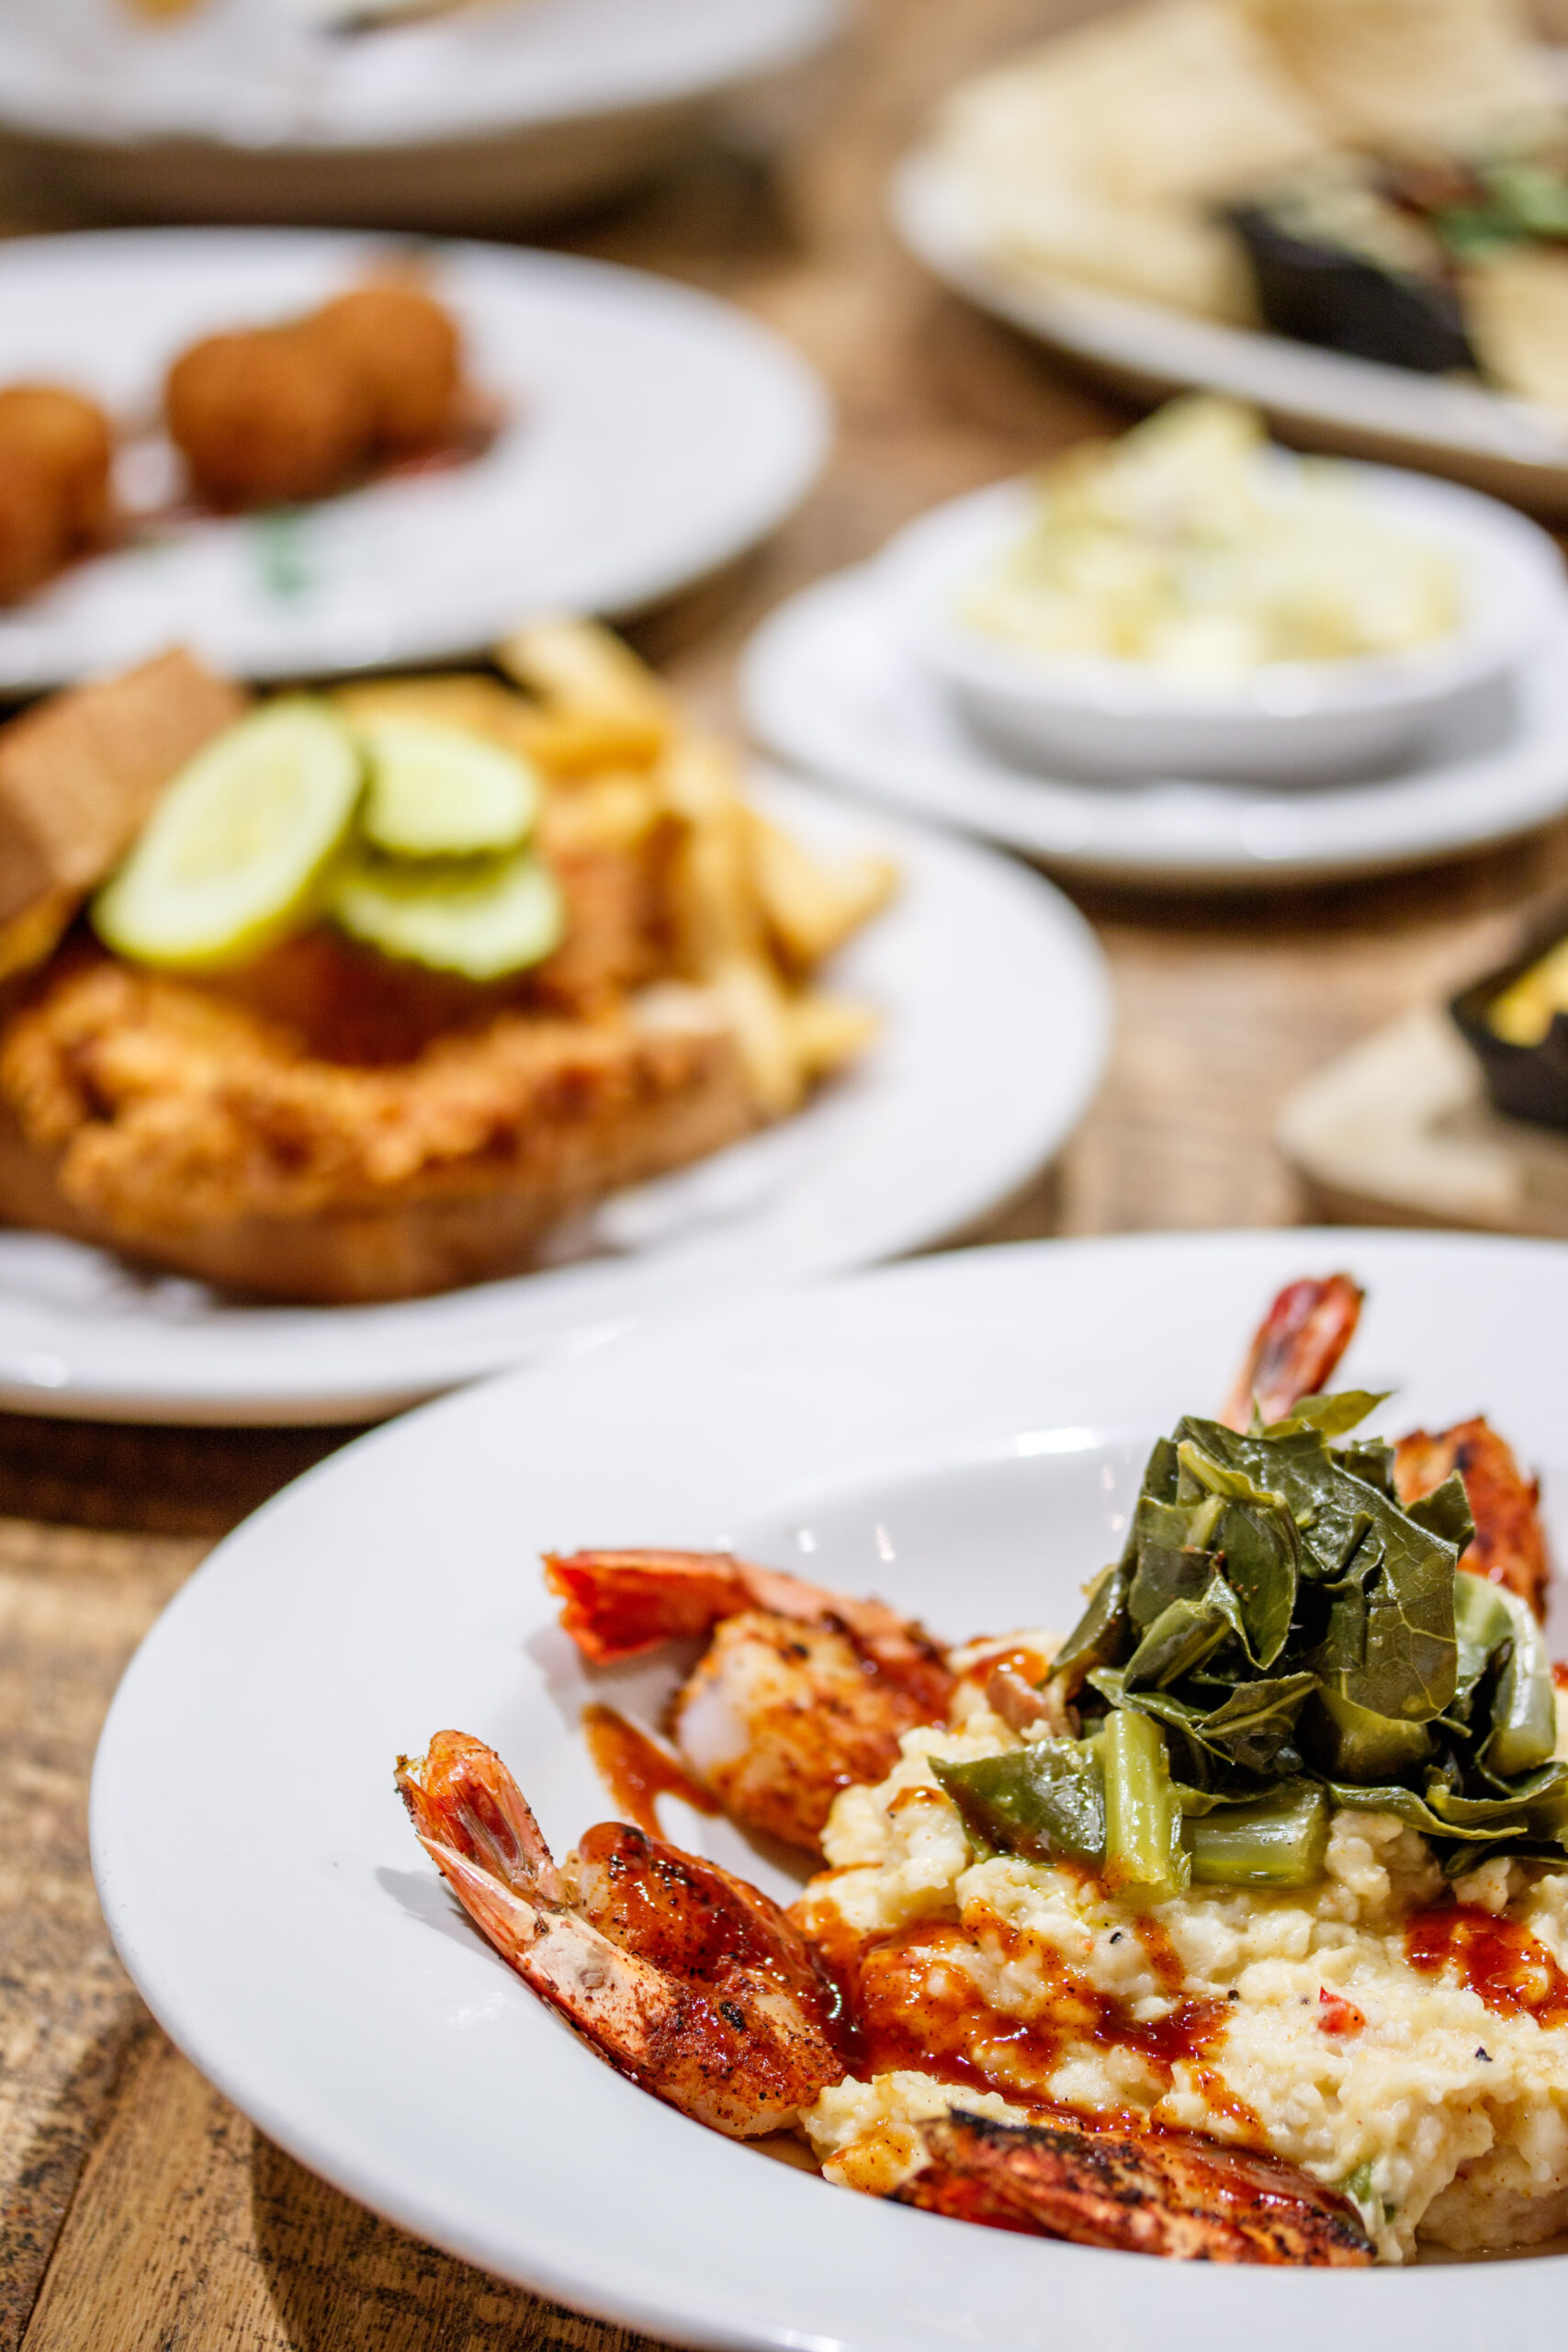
[795,1648,1568,2263]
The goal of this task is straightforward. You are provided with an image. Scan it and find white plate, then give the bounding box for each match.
[0,0,842,227]
[0,771,1108,1423]
[0,228,830,691]
[893,150,1568,520]
[92,1228,1568,2348]
[742,562,1568,887]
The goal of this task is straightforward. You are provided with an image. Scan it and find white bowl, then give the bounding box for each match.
[885,462,1568,786]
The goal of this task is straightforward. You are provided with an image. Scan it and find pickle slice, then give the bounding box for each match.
[93,699,363,970]
[332,847,564,980]
[358,721,540,859]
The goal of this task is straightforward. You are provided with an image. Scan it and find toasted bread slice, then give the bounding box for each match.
[0,649,246,978]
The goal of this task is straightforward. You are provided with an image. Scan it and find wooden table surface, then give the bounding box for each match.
[8,3,1568,2344]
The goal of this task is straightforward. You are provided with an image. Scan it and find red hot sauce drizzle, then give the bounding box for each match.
[581,1705,718,1839]
[811,1905,1255,2137]
[1404,1903,1568,2028]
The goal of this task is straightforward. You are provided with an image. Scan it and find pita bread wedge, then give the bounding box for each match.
[936,0,1332,318]
[1241,0,1554,154]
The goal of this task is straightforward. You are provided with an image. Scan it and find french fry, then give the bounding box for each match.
[744,808,897,973]
[536,771,666,858]
[333,670,666,780]
[660,736,766,970]
[708,954,806,1120]
[509,709,671,778]
[786,991,881,1083]
[495,617,673,749]
[333,673,525,743]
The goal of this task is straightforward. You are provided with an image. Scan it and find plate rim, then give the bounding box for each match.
[889,146,1568,498]
[740,562,1568,886]
[0,0,845,153]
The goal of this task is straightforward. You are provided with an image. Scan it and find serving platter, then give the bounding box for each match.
[742,563,1568,888]
[893,149,1568,520]
[0,0,843,227]
[92,1228,1568,2347]
[0,771,1109,1424]
[0,228,829,691]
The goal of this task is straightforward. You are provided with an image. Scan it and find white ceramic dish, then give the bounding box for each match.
[0,228,829,692]
[891,470,1566,785]
[742,562,1568,888]
[0,0,843,229]
[0,771,1109,1425]
[91,1228,1568,2347]
[892,149,1568,521]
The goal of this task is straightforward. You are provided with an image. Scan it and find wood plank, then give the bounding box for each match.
[0,1519,203,2351]
[24,2030,643,2352]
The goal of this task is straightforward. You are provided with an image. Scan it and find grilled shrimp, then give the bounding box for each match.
[1394,1419,1551,1621]
[547,1550,953,1852]
[1225,1278,1551,1619]
[895,2112,1373,2267]
[396,1729,843,2136]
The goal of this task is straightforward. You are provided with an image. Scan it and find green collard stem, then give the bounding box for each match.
[1182,1784,1329,1888]
[932,1740,1105,1867]
[1101,1709,1188,1897]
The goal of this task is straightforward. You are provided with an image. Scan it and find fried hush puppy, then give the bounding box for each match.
[0,385,113,603]
[166,279,464,513]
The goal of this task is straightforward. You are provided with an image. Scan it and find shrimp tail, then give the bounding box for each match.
[1222,1274,1363,1431]
[414,1832,549,1962]
[396,1727,568,1904]
[544,1549,753,1662]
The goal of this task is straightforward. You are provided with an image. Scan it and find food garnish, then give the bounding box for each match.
[332,844,563,982]
[92,698,363,970]
[942,1391,1562,1895]
[357,721,540,859]
[958,396,1459,677]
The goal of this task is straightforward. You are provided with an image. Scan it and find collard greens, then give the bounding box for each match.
[940,1395,1565,1890]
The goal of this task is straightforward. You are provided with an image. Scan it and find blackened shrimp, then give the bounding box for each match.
[895,2111,1373,2267]
[396,1729,843,2136]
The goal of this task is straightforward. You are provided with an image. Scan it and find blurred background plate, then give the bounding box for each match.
[0,228,830,689]
[0,773,1110,1424]
[743,565,1568,888]
[0,0,844,229]
[892,147,1568,520]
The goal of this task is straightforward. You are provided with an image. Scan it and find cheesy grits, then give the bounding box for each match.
[796,1651,1568,2263]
